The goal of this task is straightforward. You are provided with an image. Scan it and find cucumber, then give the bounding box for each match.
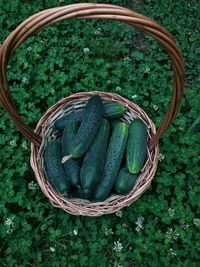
[54,101,126,130]
[104,101,126,119]
[109,119,122,131]
[43,140,70,195]
[94,122,129,201]
[54,111,82,130]
[114,167,139,194]
[72,188,93,200]
[126,119,148,174]
[67,95,104,159]
[62,120,81,186]
[80,119,110,192]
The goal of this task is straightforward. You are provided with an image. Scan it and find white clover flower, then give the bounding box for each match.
[9,139,17,147]
[22,77,28,84]
[193,218,200,227]
[114,262,123,267]
[116,210,122,218]
[144,66,151,74]
[135,216,145,232]
[73,229,78,235]
[22,141,28,150]
[168,208,175,217]
[178,126,184,131]
[181,223,189,230]
[4,217,14,228]
[95,28,102,35]
[158,153,165,161]
[135,225,141,232]
[27,46,32,51]
[4,217,14,234]
[24,63,28,68]
[115,86,122,92]
[153,104,158,110]
[131,94,138,99]
[83,47,90,53]
[113,240,123,252]
[28,181,37,190]
[49,246,55,252]
[168,248,177,256]
[104,228,114,236]
[166,228,179,240]
[123,56,131,61]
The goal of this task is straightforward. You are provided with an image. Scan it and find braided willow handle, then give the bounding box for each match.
[0,3,184,148]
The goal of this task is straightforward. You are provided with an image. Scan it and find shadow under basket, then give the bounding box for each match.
[0,3,184,216]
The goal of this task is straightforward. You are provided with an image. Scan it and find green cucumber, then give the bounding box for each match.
[43,140,70,195]
[67,95,104,159]
[72,188,93,200]
[62,120,81,186]
[114,167,139,194]
[94,122,129,201]
[54,111,82,129]
[54,101,126,130]
[104,101,126,119]
[126,119,148,174]
[109,119,122,131]
[80,119,110,192]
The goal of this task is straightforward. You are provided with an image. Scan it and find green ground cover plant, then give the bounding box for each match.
[0,0,199,266]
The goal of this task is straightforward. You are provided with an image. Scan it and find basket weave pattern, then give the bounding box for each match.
[0,3,184,216]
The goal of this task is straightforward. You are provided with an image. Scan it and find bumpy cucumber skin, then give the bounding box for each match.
[80,119,110,191]
[69,95,104,158]
[114,167,139,194]
[104,101,126,119]
[54,111,83,130]
[126,119,148,174]
[54,101,126,130]
[44,140,70,195]
[62,121,81,187]
[94,122,129,201]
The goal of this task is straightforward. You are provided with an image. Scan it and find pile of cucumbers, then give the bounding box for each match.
[43,95,148,201]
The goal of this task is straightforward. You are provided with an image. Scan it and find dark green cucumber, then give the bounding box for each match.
[72,188,93,200]
[126,119,148,174]
[62,120,81,187]
[94,122,129,201]
[54,111,82,130]
[68,95,104,158]
[80,119,110,192]
[104,101,126,119]
[54,101,126,130]
[114,167,139,194]
[43,140,70,195]
[109,119,122,131]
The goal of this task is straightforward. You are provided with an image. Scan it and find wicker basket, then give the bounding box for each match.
[0,3,184,216]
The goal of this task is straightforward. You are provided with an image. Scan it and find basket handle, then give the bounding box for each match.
[0,3,184,149]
